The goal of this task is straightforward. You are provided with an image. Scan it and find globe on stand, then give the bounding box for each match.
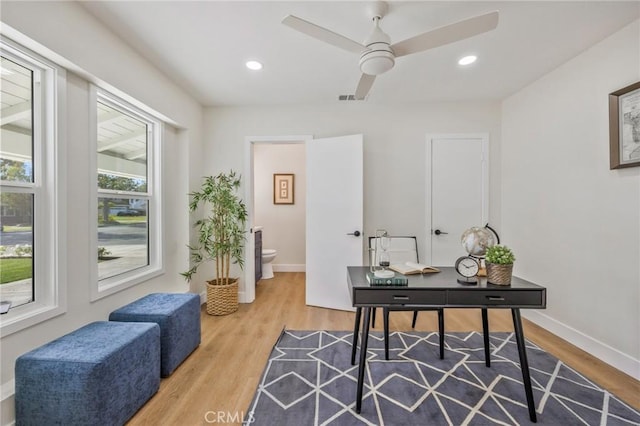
[461,227,496,275]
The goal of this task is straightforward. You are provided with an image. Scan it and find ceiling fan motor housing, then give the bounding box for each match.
[359,15,395,76]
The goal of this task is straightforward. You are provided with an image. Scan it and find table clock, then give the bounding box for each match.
[455,256,479,284]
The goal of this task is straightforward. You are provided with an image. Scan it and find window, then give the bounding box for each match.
[91,89,162,299]
[0,37,66,336]
[0,55,35,309]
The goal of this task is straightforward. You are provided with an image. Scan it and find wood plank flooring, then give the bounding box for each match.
[128,272,640,425]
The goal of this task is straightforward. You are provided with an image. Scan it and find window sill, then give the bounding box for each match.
[0,302,66,338]
[90,266,164,302]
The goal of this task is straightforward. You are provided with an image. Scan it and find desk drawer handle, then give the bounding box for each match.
[486,296,505,301]
[393,296,410,301]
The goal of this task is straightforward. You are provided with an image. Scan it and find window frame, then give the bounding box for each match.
[0,36,67,337]
[89,86,163,301]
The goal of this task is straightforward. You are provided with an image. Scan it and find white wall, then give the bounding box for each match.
[502,20,640,378]
[4,2,634,422]
[254,144,306,270]
[204,102,503,295]
[0,3,203,423]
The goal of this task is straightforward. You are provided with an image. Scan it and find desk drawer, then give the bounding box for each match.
[354,290,446,306]
[447,290,543,307]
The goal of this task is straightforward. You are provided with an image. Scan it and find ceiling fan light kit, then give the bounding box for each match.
[282,2,499,99]
[359,48,394,76]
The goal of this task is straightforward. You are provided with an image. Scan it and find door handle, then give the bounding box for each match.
[347,230,361,237]
[433,229,448,235]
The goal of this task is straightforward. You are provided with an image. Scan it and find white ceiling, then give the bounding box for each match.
[80,1,640,107]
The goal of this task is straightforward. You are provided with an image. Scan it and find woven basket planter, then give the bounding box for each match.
[206,279,239,315]
[486,263,513,286]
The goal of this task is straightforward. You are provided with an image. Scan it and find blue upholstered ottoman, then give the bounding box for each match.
[15,321,160,426]
[109,292,201,377]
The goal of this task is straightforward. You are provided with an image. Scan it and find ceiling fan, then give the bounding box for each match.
[282,2,499,100]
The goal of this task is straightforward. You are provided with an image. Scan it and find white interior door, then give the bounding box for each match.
[306,134,363,311]
[426,134,489,265]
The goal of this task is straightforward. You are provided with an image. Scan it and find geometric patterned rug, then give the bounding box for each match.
[245,330,640,425]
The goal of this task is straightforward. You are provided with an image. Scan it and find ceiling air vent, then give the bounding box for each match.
[338,95,359,101]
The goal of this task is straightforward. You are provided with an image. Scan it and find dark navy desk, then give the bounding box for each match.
[348,266,546,422]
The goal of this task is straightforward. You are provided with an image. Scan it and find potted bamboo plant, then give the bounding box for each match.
[182,171,248,315]
[485,244,515,286]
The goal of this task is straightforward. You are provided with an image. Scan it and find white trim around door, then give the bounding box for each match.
[242,135,312,303]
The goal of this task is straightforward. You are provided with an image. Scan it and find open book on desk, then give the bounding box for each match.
[389,262,440,275]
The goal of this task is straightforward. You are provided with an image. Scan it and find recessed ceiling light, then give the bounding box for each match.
[245,60,263,71]
[458,55,477,66]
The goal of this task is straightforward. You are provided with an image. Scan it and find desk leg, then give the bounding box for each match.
[512,308,537,422]
[383,307,390,360]
[351,307,362,365]
[356,307,371,414]
[482,308,490,367]
[438,308,445,360]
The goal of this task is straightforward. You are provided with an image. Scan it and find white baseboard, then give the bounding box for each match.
[200,283,640,379]
[522,310,640,380]
[1,379,15,426]
[272,264,305,272]
[236,265,304,303]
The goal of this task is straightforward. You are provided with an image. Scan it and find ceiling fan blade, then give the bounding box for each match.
[355,74,376,100]
[282,15,364,54]
[391,11,499,58]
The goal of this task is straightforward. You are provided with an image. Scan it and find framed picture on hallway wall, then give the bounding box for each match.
[609,81,640,169]
[273,174,294,204]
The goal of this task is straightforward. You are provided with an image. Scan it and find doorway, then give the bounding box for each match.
[243,135,311,303]
[425,133,489,265]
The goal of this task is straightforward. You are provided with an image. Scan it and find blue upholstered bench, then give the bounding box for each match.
[15,321,160,426]
[109,292,201,377]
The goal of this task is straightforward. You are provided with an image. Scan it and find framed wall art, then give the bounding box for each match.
[609,81,640,169]
[273,173,294,204]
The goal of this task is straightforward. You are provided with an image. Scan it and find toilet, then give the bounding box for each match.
[261,249,277,279]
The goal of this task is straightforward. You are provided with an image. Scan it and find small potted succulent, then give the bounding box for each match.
[485,244,515,285]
